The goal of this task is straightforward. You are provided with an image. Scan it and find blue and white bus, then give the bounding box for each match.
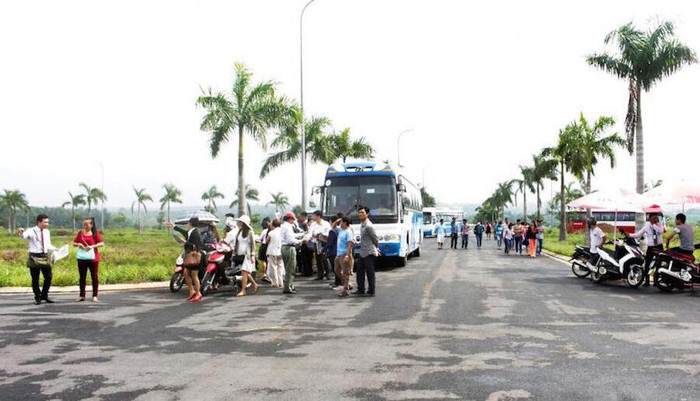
[316,162,423,267]
[422,207,465,237]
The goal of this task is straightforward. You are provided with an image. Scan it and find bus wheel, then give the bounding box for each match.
[414,247,420,257]
[396,256,407,267]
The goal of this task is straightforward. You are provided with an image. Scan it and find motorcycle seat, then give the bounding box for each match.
[669,251,695,263]
[598,248,614,256]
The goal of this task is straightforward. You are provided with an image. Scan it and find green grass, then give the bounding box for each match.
[0,229,182,287]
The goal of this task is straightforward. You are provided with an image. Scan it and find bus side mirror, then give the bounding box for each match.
[309,201,317,208]
[397,183,407,192]
[311,186,322,195]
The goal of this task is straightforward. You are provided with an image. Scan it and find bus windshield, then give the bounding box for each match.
[324,176,397,223]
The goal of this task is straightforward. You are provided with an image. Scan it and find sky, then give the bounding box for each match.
[1,0,699,210]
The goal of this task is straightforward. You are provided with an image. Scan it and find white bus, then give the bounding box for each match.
[422,207,464,237]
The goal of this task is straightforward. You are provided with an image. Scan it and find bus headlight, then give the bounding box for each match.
[381,234,400,242]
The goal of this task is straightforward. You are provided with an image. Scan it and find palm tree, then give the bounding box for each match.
[197,63,293,216]
[550,182,585,206]
[62,192,86,231]
[531,153,558,220]
[79,182,107,217]
[578,113,626,195]
[542,123,586,241]
[159,184,183,231]
[328,128,374,163]
[644,179,663,192]
[132,188,153,234]
[511,166,535,221]
[201,186,224,213]
[586,20,697,220]
[267,192,290,214]
[259,110,334,178]
[230,185,260,216]
[0,189,29,233]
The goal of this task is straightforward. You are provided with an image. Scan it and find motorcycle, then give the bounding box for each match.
[169,252,186,293]
[570,245,591,278]
[651,247,698,292]
[199,241,249,296]
[586,234,646,287]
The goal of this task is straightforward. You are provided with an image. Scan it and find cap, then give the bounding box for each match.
[283,211,296,220]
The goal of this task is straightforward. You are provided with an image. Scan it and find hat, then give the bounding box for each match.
[283,211,296,220]
[235,215,253,230]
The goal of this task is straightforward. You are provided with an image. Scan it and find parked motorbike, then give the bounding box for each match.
[570,245,591,278]
[651,247,698,292]
[169,252,186,293]
[585,234,645,287]
[199,241,249,296]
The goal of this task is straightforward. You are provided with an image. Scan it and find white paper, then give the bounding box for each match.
[51,245,69,263]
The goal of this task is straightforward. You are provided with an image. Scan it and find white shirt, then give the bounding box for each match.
[281,221,302,246]
[630,222,665,246]
[21,226,57,254]
[235,231,254,256]
[266,228,282,256]
[309,219,331,244]
[590,227,605,254]
[224,228,239,247]
[504,228,513,240]
[259,228,269,244]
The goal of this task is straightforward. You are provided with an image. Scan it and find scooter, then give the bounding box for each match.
[199,241,250,296]
[169,252,186,293]
[651,247,698,292]
[586,233,646,288]
[570,245,592,278]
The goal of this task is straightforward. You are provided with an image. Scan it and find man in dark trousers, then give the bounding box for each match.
[450,217,459,249]
[355,206,380,296]
[18,214,58,305]
[296,212,313,276]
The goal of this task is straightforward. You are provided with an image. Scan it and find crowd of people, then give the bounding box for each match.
[17,206,382,305]
[434,217,546,258]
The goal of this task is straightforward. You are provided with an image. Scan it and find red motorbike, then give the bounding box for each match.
[199,241,248,296]
[651,246,699,292]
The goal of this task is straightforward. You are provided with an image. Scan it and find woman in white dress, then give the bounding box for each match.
[234,215,259,297]
[265,219,284,288]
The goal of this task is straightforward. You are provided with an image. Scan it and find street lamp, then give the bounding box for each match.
[300,0,316,211]
[397,129,413,168]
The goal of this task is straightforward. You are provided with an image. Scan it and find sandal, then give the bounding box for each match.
[191,294,202,303]
[75,297,85,302]
[236,292,246,297]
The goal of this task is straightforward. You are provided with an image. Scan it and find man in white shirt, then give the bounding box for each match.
[587,218,607,271]
[629,214,665,287]
[309,210,332,280]
[281,212,307,294]
[18,214,58,305]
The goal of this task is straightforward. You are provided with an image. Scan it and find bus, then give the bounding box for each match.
[566,205,664,234]
[422,207,464,237]
[316,162,423,267]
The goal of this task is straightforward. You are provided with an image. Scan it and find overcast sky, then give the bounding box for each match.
[1,0,699,210]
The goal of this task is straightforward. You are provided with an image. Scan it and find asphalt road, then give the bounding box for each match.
[2,238,700,401]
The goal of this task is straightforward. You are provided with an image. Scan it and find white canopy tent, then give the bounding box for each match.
[567,188,647,238]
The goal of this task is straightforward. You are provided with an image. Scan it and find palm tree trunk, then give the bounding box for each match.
[237,126,246,217]
[138,205,142,234]
[523,191,527,221]
[88,201,92,218]
[536,185,542,221]
[558,162,566,242]
[635,86,645,230]
[585,169,592,246]
[167,202,171,233]
[72,206,76,231]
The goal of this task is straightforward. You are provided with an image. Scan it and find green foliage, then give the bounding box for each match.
[0,229,180,287]
[420,186,436,207]
[201,185,224,213]
[79,182,107,217]
[268,192,290,213]
[0,189,30,233]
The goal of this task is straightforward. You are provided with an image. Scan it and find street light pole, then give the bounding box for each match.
[300,0,316,211]
[397,129,413,168]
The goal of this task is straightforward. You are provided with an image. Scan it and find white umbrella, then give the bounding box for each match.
[567,188,647,238]
[643,181,700,212]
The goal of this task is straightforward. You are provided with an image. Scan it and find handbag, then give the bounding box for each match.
[30,254,52,268]
[76,247,96,261]
[183,251,202,268]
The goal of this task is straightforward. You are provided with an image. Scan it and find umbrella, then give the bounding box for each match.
[174,210,220,225]
[643,181,700,212]
[567,188,647,238]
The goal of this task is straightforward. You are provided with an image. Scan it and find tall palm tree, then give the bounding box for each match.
[511,166,535,221]
[201,186,224,213]
[197,63,294,216]
[159,184,183,231]
[132,187,153,234]
[531,153,558,220]
[259,110,334,178]
[587,20,696,228]
[79,182,107,217]
[230,185,259,216]
[578,113,626,195]
[542,123,586,241]
[62,191,86,231]
[0,189,29,233]
[328,128,374,163]
[267,192,290,214]
[550,182,585,206]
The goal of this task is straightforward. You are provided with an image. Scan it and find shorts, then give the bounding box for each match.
[437,233,445,243]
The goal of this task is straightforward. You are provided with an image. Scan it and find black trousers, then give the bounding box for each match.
[356,255,376,294]
[645,245,663,285]
[315,252,330,278]
[28,259,52,300]
[298,247,313,276]
[450,234,458,249]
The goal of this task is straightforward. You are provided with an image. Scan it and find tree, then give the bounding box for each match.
[201,186,224,213]
[511,166,535,221]
[62,192,86,231]
[267,192,290,214]
[131,187,153,234]
[550,182,585,206]
[644,179,663,192]
[328,128,374,163]
[577,113,626,195]
[259,110,335,178]
[159,184,182,231]
[79,182,107,217]
[542,123,586,241]
[230,185,260,216]
[420,186,436,207]
[197,63,293,216]
[0,189,29,233]
[587,20,697,227]
[531,153,558,220]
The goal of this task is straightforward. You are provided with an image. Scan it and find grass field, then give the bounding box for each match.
[0,229,182,287]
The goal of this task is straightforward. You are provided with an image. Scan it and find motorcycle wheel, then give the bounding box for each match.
[200,272,214,297]
[169,272,184,293]
[625,264,644,288]
[590,271,603,283]
[654,272,675,293]
[571,257,590,278]
[232,283,242,294]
